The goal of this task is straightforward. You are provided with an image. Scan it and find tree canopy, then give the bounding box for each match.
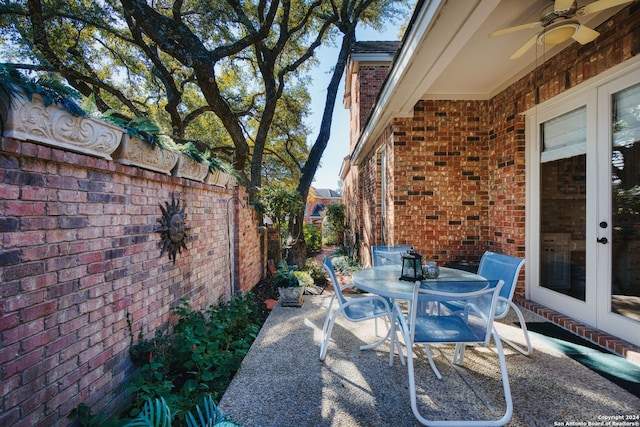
[1,0,407,189]
[1,0,410,264]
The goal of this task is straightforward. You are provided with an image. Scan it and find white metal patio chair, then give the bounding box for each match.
[371,245,414,267]
[370,245,413,338]
[319,256,394,361]
[445,251,531,355]
[397,279,512,426]
[478,251,531,355]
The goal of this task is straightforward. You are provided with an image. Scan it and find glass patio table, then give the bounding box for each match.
[351,265,488,365]
[351,265,488,299]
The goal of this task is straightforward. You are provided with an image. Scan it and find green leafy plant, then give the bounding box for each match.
[124,294,261,422]
[292,270,314,287]
[129,329,172,368]
[329,253,362,276]
[102,111,165,149]
[272,260,300,288]
[122,394,239,427]
[123,397,172,427]
[304,259,328,286]
[126,352,175,414]
[185,394,240,427]
[0,64,86,117]
[67,403,121,427]
[208,157,232,173]
[207,156,243,185]
[304,223,322,255]
[180,142,206,163]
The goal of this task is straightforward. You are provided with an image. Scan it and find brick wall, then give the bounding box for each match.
[341,164,359,255]
[0,135,262,426]
[356,142,378,266]
[487,88,527,261]
[346,59,396,266]
[348,63,394,154]
[358,65,391,131]
[395,100,492,263]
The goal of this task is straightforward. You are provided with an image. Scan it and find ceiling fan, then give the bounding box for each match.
[490,0,635,59]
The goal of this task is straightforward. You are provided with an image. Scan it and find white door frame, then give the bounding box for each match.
[526,91,597,325]
[525,56,640,342]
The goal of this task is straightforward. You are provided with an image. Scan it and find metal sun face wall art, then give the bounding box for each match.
[155,195,191,264]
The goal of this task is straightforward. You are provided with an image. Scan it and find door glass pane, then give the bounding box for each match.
[611,83,640,323]
[540,107,587,300]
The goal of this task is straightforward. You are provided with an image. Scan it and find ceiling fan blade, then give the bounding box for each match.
[572,24,600,44]
[577,0,634,16]
[510,34,539,60]
[490,21,542,37]
[554,0,575,12]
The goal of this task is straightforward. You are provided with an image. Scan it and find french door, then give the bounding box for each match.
[527,60,640,347]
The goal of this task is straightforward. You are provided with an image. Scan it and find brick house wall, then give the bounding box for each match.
[344,4,640,294]
[344,49,396,266]
[0,134,263,425]
[357,65,392,133]
[394,100,493,263]
[347,59,396,157]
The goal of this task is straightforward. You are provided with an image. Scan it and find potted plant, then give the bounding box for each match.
[0,65,123,159]
[106,112,180,174]
[172,141,210,182]
[207,156,238,188]
[273,261,310,307]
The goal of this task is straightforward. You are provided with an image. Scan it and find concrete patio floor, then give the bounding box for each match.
[219,293,640,426]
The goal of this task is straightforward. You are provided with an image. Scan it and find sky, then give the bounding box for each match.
[307,20,408,191]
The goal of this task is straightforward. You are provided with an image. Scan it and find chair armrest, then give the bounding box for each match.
[339,283,355,292]
[341,294,392,311]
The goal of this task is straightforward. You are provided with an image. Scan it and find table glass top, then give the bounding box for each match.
[351,265,487,299]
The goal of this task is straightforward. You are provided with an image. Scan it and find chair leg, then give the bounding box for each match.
[388,314,406,367]
[423,344,442,380]
[319,311,340,361]
[490,327,514,425]
[452,343,466,366]
[407,332,513,426]
[319,295,338,361]
[320,295,397,361]
[499,302,533,356]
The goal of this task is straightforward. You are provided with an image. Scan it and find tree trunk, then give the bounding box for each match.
[287,26,357,267]
[286,212,308,269]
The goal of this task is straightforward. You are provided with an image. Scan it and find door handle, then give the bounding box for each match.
[597,237,608,244]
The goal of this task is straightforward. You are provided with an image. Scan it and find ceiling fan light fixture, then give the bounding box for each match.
[537,23,580,46]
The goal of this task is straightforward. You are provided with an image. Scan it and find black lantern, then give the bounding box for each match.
[400,249,424,281]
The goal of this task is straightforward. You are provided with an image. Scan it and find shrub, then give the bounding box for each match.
[303,223,321,255]
[124,294,261,423]
[329,254,362,275]
[304,259,327,286]
[292,270,314,287]
[322,203,345,245]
